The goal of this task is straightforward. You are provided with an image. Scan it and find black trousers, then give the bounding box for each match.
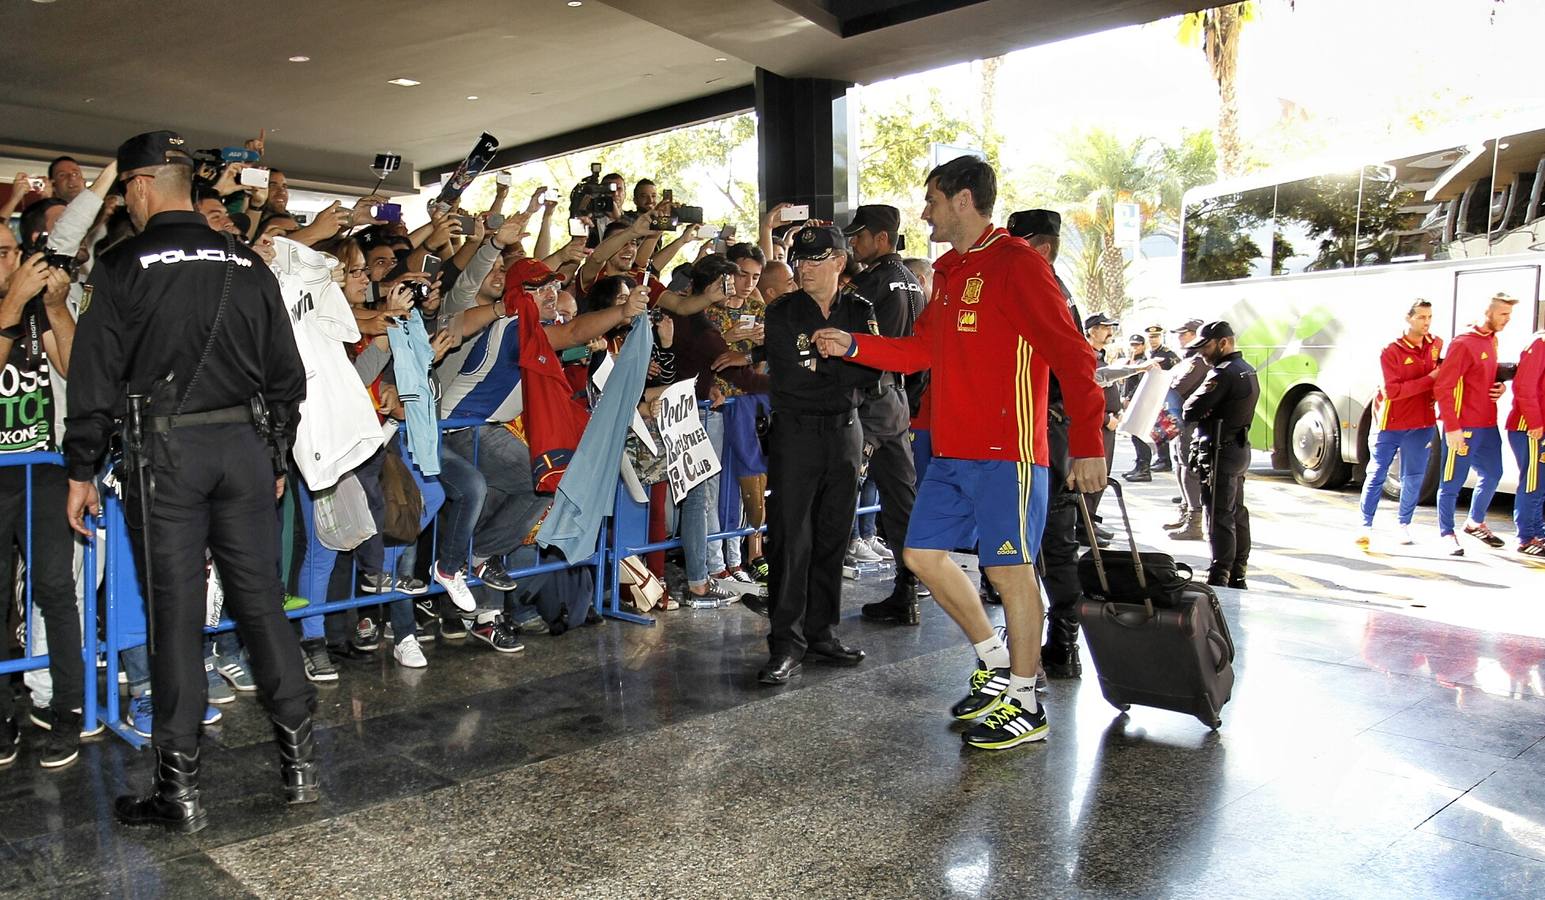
[127,424,315,754]
[1040,414,1081,623]
[0,465,83,720]
[858,386,917,589]
[1201,444,1252,581]
[1131,434,1152,470]
[1085,427,1118,516]
[766,414,862,660]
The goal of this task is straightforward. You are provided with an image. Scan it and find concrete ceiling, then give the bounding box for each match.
[0,0,1208,192]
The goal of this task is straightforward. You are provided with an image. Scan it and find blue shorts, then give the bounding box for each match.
[906,458,1049,567]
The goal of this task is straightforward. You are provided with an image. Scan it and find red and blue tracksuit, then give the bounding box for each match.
[1359,333,1441,526]
[1433,327,1505,535]
[1506,334,1545,544]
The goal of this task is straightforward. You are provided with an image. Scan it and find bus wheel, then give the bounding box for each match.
[1379,434,1442,506]
[1288,393,1350,489]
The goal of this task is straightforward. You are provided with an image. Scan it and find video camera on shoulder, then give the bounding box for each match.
[21,232,80,278]
[569,162,618,218]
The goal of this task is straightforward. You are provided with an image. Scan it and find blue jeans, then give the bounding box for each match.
[1358,426,1433,526]
[681,476,711,587]
[851,475,879,540]
[444,426,549,565]
[702,411,742,572]
[385,441,446,643]
[435,444,485,572]
[1510,430,1545,543]
[1437,426,1503,535]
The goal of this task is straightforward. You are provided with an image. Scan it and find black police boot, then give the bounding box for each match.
[1228,565,1248,591]
[979,575,1002,605]
[861,579,920,626]
[1206,569,1230,588]
[115,747,208,834]
[274,718,320,805]
[1041,616,1082,679]
[1122,468,1153,483]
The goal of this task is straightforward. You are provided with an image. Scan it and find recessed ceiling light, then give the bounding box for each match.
[714,57,727,62]
[567,1,583,7]
[387,78,421,87]
[466,95,479,101]
[288,55,311,63]
[82,97,95,103]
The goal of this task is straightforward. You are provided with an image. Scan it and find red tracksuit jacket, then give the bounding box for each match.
[1377,333,1442,430]
[1434,327,1502,430]
[848,227,1103,464]
[1506,334,1545,432]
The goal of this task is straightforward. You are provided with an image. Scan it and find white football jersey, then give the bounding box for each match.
[271,238,384,489]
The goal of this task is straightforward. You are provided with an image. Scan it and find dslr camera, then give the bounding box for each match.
[649,190,704,231]
[20,232,80,278]
[569,163,618,217]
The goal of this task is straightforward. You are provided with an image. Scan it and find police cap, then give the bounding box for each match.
[1185,320,1235,350]
[1128,333,1146,345]
[1144,324,1165,335]
[1006,209,1061,239]
[116,130,194,174]
[1171,318,1205,334]
[842,205,901,239]
[1083,313,1118,331]
[789,225,850,262]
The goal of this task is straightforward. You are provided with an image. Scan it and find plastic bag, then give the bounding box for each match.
[314,472,378,551]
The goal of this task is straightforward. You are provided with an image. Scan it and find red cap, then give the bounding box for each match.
[508,258,562,288]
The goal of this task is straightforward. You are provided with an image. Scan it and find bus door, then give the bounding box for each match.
[1452,265,1541,493]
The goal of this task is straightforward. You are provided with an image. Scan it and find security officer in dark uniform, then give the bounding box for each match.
[1181,321,1260,589]
[1006,209,1088,677]
[843,206,923,626]
[759,225,878,685]
[63,131,317,833]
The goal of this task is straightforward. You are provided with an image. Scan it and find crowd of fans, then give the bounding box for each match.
[0,138,943,769]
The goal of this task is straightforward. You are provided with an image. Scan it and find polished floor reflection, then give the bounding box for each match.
[2,565,1543,898]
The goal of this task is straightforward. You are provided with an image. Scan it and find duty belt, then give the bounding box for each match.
[146,404,253,433]
[783,409,856,429]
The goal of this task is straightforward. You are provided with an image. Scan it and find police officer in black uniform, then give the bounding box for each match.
[842,206,924,626]
[758,225,878,685]
[1181,321,1260,589]
[63,131,317,833]
[1004,209,1091,677]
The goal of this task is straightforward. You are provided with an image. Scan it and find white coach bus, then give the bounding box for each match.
[1176,125,1545,501]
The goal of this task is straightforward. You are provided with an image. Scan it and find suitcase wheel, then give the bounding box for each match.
[1109,701,1130,713]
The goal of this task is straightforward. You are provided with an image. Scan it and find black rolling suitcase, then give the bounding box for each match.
[1075,480,1235,729]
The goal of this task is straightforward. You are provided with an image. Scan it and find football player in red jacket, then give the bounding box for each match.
[1356,300,1442,548]
[813,156,1106,751]
[1506,329,1545,555]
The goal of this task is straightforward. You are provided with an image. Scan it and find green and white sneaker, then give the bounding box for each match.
[950,665,1011,720]
[962,695,1048,750]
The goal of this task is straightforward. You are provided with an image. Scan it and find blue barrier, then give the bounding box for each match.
[0,451,99,736]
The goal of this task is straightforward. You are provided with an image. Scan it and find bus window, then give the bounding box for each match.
[1356,164,1435,266]
[1181,187,1273,283]
[1272,174,1358,274]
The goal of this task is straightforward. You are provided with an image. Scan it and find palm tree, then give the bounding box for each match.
[1178,3,1261,178]
[1054,129,1213,315]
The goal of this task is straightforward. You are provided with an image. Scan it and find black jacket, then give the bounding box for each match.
[64,211,305,480]
[765,288,878,415]
[851,252,926,408]
[1182,351,1260,446]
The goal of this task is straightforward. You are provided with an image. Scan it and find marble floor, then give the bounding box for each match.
[2,562,1543,899]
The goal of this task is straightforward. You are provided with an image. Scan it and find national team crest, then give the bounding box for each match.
[957,309,977,333]
[961,276,984,305]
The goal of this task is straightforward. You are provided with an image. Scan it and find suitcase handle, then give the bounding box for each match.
[1100,601,1155,629]
[1207,630,1230,673]
[1075,481,1153,618]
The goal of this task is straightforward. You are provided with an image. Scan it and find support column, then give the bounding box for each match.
[754,69,857,223]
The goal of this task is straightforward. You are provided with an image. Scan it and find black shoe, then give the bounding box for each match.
[0,716,17,766]
[1122,469,1153,483]
[1171,496,1183,504]
[326,641,375,661]
[470,615,527,653]
[474,560,520,592]
[29,706,106,738]
[806,639,865,666]
[979,577,1002,605]
[1152,461,1173,473]
[748,556,770,584]
[951,665,1012,720]
[1077,532,1113,549]
[38,710,81,769]
[1228,579,1248,590]
[740,593,770,618]
[861,584,920,626]
[1041,618,1082,679]
[961,694,1049,750]
[115,748,208,834]
[301,639,339,683]
[758,655,803,685]
[1093,525,1115,541]
[439,612,470,641]
[1206,574,1229,588]
[274,718,320,804]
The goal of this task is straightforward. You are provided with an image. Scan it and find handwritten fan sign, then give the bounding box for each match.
[657,379,721,503]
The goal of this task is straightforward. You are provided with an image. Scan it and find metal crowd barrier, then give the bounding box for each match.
[0,452,100,736]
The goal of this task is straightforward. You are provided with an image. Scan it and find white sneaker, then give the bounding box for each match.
[433,564,477,613]
[393,635,428,668]
[1355,526,1372,550]
[1398,524,1415,545]
[866,536,895,560]
[849,538,883,563]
